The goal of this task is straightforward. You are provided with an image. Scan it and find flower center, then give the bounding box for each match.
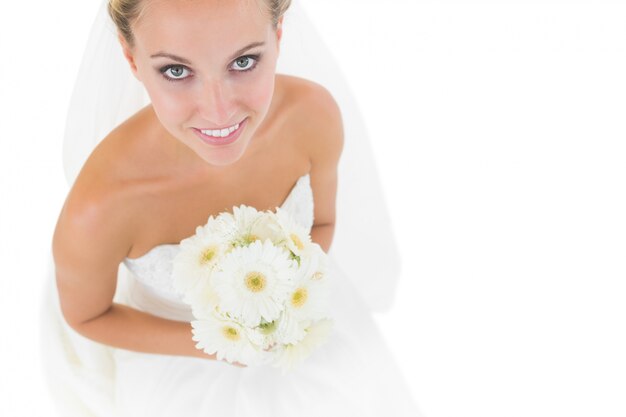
[241,233,260,246]
[199,246,218,265]
[232,233,261,248]
[245,271,267,293]
[222,325,241,341]
[291,287,308,308]
[290,233,305,250]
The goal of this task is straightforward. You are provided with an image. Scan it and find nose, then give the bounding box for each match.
[196,78,237,126]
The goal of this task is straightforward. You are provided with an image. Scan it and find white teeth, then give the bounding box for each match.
[200,122,241,138]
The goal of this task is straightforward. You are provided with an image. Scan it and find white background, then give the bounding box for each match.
[1,0,625,416]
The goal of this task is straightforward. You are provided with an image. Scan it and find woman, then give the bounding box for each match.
[44,0,423,415]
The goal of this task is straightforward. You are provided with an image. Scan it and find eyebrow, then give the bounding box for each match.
[150,41,266,65]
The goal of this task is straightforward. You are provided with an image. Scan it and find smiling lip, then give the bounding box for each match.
[192,118,247,146]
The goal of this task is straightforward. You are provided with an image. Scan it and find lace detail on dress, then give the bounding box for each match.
[280,173,314,233]
[121,173,313,309]
[124,244,181,299]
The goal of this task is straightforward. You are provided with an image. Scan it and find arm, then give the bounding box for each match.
[301,83,345,253]
[310,223,336,254]
[52,182,213,361]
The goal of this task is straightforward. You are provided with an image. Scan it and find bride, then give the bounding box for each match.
[43,0,424,416]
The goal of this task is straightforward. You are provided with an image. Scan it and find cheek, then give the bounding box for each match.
[142,79,193,126]
[239,70,276,114]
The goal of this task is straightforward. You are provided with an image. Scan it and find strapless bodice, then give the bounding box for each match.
[120,173,313,321]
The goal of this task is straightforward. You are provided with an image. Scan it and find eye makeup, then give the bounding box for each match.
[156,54,263,82]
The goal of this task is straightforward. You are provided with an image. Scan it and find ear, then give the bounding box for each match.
[275,16,284,53]
[276,16,284,42]
[118,33,140,80]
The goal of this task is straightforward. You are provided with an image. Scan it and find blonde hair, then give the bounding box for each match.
[108,0,291,47]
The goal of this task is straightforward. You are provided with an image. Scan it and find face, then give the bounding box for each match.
[120,0,282,167]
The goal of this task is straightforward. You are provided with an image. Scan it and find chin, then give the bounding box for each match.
[200,149,247,167]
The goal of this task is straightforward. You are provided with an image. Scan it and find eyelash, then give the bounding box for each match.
[159,54,262,82]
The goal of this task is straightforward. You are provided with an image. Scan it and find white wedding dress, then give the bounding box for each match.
[42,172,423,417]
[43,1,424,414]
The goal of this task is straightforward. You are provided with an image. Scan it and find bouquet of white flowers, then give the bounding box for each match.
[172,205,334,372]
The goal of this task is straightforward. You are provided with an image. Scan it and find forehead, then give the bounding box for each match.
[132,0,272,53]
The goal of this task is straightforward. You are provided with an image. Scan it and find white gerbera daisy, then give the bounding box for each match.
[184,275,220,320]
[216,205,282,249]
[191,313,261,366]
[302,242,329,281]
[172,224,227,295]
[272,318,334,373]
[284,255,332,323]
[204,213,241,245]
[271,207,312,257]
[274,308,309,345]
[211,239,296,327]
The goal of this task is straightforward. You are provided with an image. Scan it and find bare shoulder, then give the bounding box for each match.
[56,107,156,231]
[52,108,154,297]
[274,75,344,235]
[53,154,137,269]
[275,74,344,165]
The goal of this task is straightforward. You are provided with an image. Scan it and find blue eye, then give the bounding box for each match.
[160,65,191,81]
[231,55,260,72]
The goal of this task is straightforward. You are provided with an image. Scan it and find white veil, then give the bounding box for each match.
[61,0,402,314]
